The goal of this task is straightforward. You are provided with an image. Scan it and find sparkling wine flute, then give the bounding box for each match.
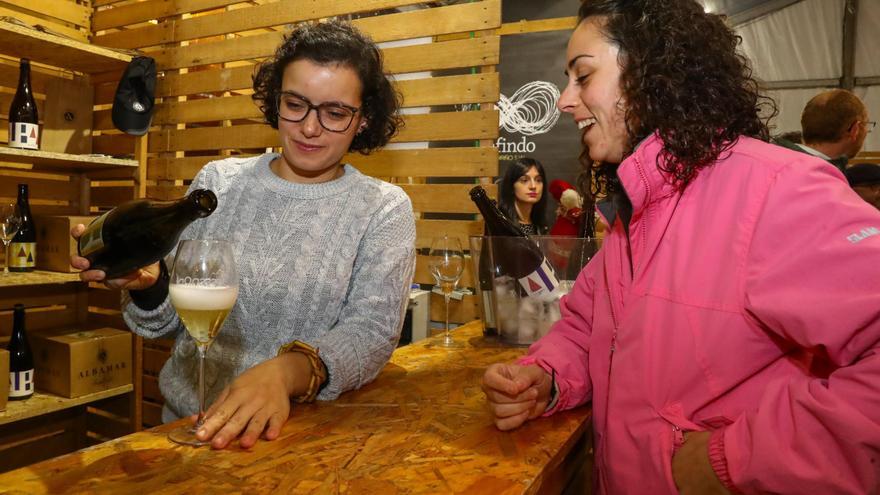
[166,240,239,447]
[0,203,22,275]
[429,235,464,347]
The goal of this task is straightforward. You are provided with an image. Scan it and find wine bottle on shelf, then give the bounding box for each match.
[78,189,218,279]
[8,184,36,272]
[7,58,39,150]
[8,304,34,401]
[469,186,560,300]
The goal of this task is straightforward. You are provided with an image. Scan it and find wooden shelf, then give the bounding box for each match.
[0,384,133,425]
[0,270,81,288]
[0,147,138,172]
[0,19,132,74]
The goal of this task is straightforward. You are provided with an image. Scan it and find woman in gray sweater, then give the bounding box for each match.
[72,21,415,449]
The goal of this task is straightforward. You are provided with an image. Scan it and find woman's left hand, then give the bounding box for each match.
[194,353,307,449]
[672,431,731,495]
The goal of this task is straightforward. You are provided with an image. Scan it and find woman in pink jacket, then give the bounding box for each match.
[481,0,880,494]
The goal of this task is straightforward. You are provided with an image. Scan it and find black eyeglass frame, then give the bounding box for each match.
[276,91,361,133]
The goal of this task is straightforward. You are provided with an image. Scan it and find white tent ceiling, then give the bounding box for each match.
[700,0,879,150]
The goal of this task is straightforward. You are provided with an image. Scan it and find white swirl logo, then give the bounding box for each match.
[496,81,561,136]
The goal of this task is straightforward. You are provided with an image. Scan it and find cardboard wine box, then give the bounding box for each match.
[35,215,97,272]
[0,348,8,411]
[30,328,131,398]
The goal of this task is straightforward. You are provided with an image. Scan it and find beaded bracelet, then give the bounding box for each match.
[277,340,327,403]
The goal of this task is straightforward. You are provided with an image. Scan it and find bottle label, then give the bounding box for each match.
[79,211,110,257]
[9,369,34,397]
[8,122,39,150]
[517,258,560,299]
[8,242,35,268]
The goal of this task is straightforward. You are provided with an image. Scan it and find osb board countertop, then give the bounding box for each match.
[0,321,592,494]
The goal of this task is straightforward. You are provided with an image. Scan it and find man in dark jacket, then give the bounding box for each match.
[775,89,872,172]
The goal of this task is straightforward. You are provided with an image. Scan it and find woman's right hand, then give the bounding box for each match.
[69,223,160,291]
[481,362,553,431]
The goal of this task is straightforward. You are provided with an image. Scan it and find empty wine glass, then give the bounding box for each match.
[429,235,464,347]
[166,240,239,446]
[0,203,22,275]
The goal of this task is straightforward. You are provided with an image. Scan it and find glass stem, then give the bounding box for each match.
[2,241,8,274]
[196,344,207,428]
[444,293,451,341]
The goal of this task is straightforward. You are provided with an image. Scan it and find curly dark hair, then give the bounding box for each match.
[252,20,402,154]
[498,157,550,232]
[577,0,777,194]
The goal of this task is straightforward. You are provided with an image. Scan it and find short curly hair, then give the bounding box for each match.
[252,20,402,154]
[577,0,776,194]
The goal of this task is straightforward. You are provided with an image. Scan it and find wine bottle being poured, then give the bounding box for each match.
[78,189,217,279]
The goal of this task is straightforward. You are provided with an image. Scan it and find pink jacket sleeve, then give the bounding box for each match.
[521,246,601,414]
[718,160,880,494]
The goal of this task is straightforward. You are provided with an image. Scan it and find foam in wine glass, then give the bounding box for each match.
[169,284,238,345]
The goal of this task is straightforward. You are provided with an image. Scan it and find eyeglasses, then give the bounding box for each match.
[863,121,876,133]
[277,92,360,133]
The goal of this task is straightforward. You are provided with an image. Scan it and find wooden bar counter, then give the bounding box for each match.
[0,321,592,494]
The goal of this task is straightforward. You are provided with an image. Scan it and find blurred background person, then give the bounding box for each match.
[845,162,880,210]
[778,89,872,172]
[497,157,550,235]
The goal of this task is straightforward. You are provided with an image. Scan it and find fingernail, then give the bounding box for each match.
[197,428,206,438]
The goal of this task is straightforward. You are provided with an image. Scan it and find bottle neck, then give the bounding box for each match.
[17,185,28,202]
[12,308,25,335]
[18,61,31,89]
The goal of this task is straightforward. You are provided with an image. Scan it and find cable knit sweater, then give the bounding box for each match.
[122,154,416,420]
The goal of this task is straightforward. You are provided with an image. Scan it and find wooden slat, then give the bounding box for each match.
[148,36,499,99]
[90,185,136,206]
[396,72,499,108]
[146,110,497,153]
[141,400,162,427]
[143,347,169,376]
[95,0,498,51]
[0,59,70,97]
[0,385,132,426]
[0,147,138,172]
[86,411,132,439]
[0,6,87,42]
[498,16,577,36]
[151,6,498,70]
[142,374,162,403]
[0,175,74,201]
[346,147,498,178]
[0,19,130,74]
[91,133,136,157]
[95,0,427,47]
[99,73,500,131]
[0,0,92,29]
[88,286,121,310]
[148,147,497,181]
[402,183,494,214]
[94,0,303,31]
[415,219,483,250]
[0,411,80,472]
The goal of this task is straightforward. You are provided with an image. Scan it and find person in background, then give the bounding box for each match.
[777,88,872,172]
[497,157,550,235]
[773,130,802,144]
[481,1,880,494]
[844,162,880,210]
[72,21,415,449]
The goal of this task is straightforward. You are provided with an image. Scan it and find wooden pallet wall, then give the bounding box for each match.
[90,0,501,329]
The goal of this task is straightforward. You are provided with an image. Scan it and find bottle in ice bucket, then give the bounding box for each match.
[468,186,560,300]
